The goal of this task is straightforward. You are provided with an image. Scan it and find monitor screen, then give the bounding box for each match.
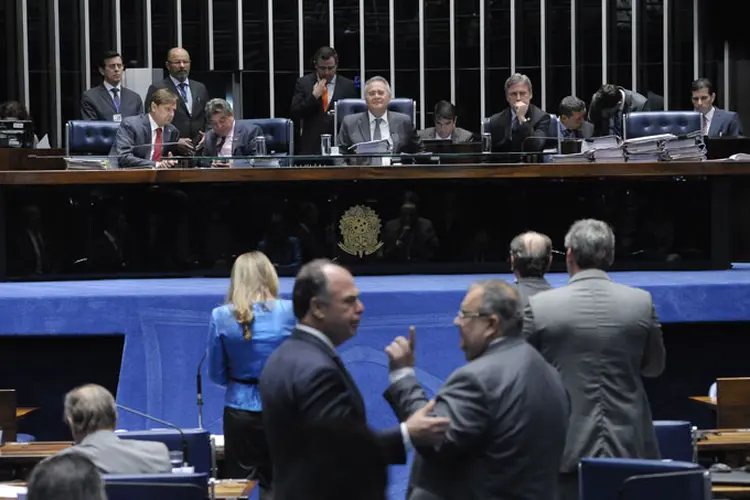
[0,119,34,148]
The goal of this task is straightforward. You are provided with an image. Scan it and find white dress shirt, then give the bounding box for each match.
[148,114,163,162]
[219,122,236,157]
[103,81,122,109]
[296,323,412,451]
[702,106,716,135]
[368,111,391,145]
[170,76,193,115]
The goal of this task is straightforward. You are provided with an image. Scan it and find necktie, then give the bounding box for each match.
[322,86,329,112]
[216,136,227,156]
[702,114,709,136]
[111,88,120,111]
[177,82,188,101]
[373,118,382,141]
[152,128,163,162]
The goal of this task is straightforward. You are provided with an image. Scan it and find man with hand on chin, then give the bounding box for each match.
[384,280,569,500]
[110,88,180,169]
[486,73,551,153]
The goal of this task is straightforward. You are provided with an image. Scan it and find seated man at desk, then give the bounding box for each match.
[109,88,181,169]
[558,96,594,140]
[202,98,261,167]
[485,73,551,153]
[58,384,171,474]
[691,78,744,137]
[419,100,475,143]
[336,76,421,155]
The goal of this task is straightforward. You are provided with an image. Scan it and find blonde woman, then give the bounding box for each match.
[207,251,295,492]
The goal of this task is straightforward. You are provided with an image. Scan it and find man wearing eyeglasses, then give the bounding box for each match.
[291,46,359,155]
[384,280,569,500]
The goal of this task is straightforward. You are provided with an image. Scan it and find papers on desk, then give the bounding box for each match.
[64,157,110,170]
[350,139,389,155]
[0,484,27,498]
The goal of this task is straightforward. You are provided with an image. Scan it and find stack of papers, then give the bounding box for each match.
[581,135,625,163]
[590,147,626,163]
[65,157,110,170]
[549,151,592,163]
[622,134,675,162]
[661,135,706,161]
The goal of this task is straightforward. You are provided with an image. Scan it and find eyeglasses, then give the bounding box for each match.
[456,310,489,320]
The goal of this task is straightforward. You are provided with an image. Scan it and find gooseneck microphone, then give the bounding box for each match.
[115,403,189,467]
[196,351,207,429]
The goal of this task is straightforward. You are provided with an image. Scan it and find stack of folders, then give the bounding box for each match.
[64,157,110,170]
[549,135,621,163]
[661,133,706,161]
[622,134,676,162]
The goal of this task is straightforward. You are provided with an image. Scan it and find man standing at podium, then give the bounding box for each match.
[291,46,359,154]
[80,51,143,122]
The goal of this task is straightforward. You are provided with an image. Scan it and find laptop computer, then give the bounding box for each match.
[705,136,750,160]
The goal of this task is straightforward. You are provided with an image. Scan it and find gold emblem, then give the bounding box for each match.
[338,205,384,258]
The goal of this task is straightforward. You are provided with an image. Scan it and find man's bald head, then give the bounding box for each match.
[509,231,552,278]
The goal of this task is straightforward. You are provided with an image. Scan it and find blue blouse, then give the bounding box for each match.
[207,299,295,412]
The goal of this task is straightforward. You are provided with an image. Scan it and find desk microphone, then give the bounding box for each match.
[121,141,185,153]
[115,403,190,467]
[196,351,207,429]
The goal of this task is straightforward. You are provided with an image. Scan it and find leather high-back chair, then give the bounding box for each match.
[66,120,121,157]
[239,118,295,156]
[333,98,416,143]
[117,428,212,475]
[623,111,702,139]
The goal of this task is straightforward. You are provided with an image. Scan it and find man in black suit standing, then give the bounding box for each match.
[109,88,181,169]
[509,231,553,311]
[145,47,210,154]
[290,46,359,154]
[588,83,649,137]
[259,259,450,495]
[486,73,551,153]
[80,51,143,122]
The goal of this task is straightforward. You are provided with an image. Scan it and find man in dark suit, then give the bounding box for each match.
[259,259,450,494]
[522,219,666,500]
[509,231,553,310]
[81,51,143,122]
[384,280,569,499]
[557,96,594,140]
[418,100,475,143]
[337,76,421,154]
[485,73,551,153]
[691,77,744,137]
[291,46,359,154]
[145,47,210,154]
[109,88,181,168]
[202,98,261,167]
[588,83,649,137]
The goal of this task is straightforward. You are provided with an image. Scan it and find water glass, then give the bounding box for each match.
[169,449,184,469]
[254,136,267,156]
[320,134,332,155]
[481,132,492,153]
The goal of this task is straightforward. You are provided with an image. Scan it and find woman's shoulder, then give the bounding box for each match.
[211,303,234,317]
[254,299,294,315]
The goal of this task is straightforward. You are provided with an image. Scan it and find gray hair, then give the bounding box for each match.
[510,231,552,278]
[473,280,523,337]
[204,98,234,119]
[504,73,533,95]
[364,76,392,97]
[564,219,616,270]
[559,95,586,117]
[64,384,117,442]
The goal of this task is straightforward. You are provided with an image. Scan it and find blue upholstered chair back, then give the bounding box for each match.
[624,111,702,139]
[334,98,416,143]
[653,420,695,462]
[66,120,121,156]
[238,118,294,155]
[579,458,708,500]
[116,428,212,475]
[548,113,560,138]
[103,472,207,500]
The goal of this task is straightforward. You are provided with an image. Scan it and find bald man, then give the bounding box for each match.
[145,47,210,153]
[509,231,553,310]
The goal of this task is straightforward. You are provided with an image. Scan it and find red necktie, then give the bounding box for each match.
[152,128,163,161]
[322,87,329,112]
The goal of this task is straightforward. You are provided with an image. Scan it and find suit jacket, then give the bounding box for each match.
[513,276,552,311]
[486,104,551,152]
[522,269,666,473]
[337,110,421,154]
[291,73,359,154]
[109,114,181,168]
[259,328,406,489]
[80,84,144,121]
[708,108,744,137]
[60,430,171,474]
[202,121,262,167]
[559,121,594,140]
[418,127,475,143]
[589,87,649,137]
[145,77,210,140]
[385,336,569,500]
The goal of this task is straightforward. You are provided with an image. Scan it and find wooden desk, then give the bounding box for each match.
[714,484,750,498]
[0,149,65,171]
[0,442,72,463]
[698,431,750,451]
[690,396,717,407]
[15,408,37,419]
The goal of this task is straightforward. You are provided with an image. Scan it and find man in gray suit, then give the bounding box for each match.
[59,384,171,474]
[589,84,649,137]
[202,98,262,167]
[418,101,474,143]
[691,77,744,137]
[522,219,666,500]
[337,76,421,154]
[80,51,144,122]
[109,88,181,168]
[385,280,569,500]
[509,231,553,310]
[557,96,594,140]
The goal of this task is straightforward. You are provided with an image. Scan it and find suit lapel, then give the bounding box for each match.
[167,79,191,115]
[388,112,400,147]
[357,113,371,142]
[98,85,118,113]
[231,124,244,155]
[709,110,722,136]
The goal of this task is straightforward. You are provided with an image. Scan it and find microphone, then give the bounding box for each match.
[196,351,207,429]
[116,403,190,467]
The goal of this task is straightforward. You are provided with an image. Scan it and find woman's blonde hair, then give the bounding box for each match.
[226,251,280,340]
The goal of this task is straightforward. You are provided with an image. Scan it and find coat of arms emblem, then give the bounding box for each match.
[337,205,384,258]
